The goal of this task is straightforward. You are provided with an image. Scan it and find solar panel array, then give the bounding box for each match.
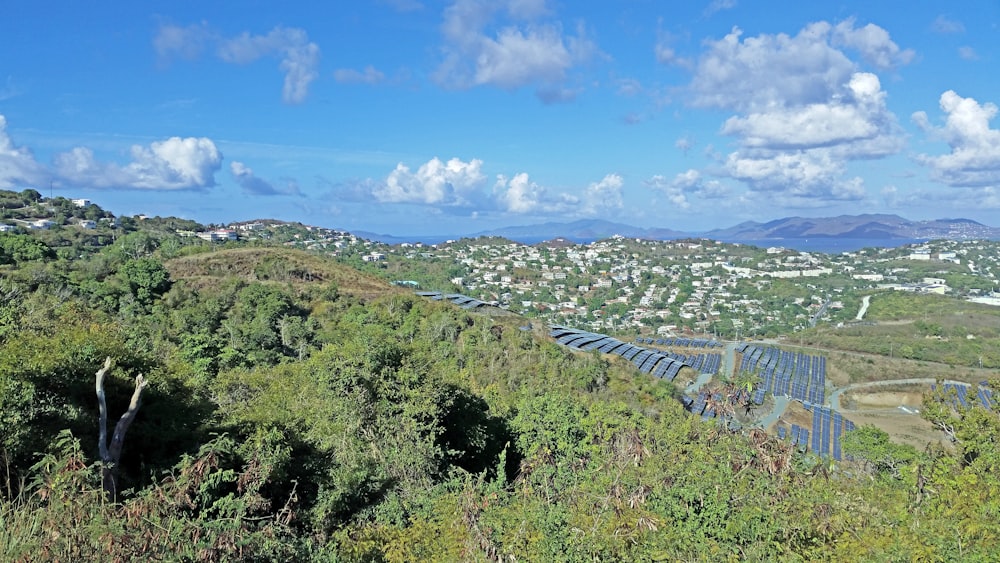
[736,344,827,406]
[636,336,724,348]
[932,382,995,411]
[787,425,809,453]
[784,405,856,460]
[549,325,691,381]
[669,353,722,375]
[684,389,748,421]
[416,291,491,309]
[634,338,723,375]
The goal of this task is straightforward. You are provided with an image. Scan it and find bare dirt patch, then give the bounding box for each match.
[840,411,945,450]
[777,402,818,432]
[843,390,924,409]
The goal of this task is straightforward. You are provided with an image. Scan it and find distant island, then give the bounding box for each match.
[354,214,1000,247]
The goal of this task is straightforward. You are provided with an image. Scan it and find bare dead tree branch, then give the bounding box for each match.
[95,357,148,499]
[95,357,112,463]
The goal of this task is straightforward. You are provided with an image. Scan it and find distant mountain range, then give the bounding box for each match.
[702,214,999,240]
[354,215,1000,245]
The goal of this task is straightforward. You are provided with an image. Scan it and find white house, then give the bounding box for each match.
[196,229,238,242]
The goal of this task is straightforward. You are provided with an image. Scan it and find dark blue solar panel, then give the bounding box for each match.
[956,385,969,408]
[599,340,625,353]
[665,363,682,380]
[632,350,652,367]
[614,344,636,357]
[821,410,831,456]
[640,354,663,373]
[556,334,584,345]
[689,393,706,415]
[579,338,607,351]
[979,387,993,410]
[550,328,580,339]
[569,333,602,347]
[620,346,643,361]
[811,410,822,454]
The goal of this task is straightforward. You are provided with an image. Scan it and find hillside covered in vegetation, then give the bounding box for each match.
[1,194,998,561]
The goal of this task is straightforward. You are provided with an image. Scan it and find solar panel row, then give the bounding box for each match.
[549,325,691,382]
[938,382,995,411]
[639,337,725,348]
[791,403,854,459]
[416,291,491,309]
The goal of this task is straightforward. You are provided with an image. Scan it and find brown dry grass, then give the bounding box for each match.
[843,390,925,408]
[843,411,945,450]
[165,247,394,299]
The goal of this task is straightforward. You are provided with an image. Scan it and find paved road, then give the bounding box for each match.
[756,395,790,429]
[809,298,832,328]
[856,294,871,321]
[827,377,975,410]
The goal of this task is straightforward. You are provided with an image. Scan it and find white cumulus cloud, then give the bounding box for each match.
[0,115,48,189]
[725,150,866,202]
[581,173,624,215]
[55,136,222,190]
[155,23,319,104]
[931,15,965,34]
[654,30,692,68]
[645,170,729,209]
[688,21,908,202]
[830,18,915,70]
[154,21,213,62]
[374,157,486,205]
[493,172,578,213]
[434,0,597,102]
[958,46,978,60]
[690,20,910,112]
[218,27,320,104]
[913,90,1000,188]
[704,0,737,17]
[333,65,386,85]
[721,73,898,152]
[230,161,300,196]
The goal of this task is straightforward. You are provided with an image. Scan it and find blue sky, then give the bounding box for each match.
[2,1,1000,236]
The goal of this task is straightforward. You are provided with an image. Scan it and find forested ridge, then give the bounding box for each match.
[1,203,999,560]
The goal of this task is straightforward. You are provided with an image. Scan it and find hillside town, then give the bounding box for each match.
[265,221,1000,339]
[4,189,999,340]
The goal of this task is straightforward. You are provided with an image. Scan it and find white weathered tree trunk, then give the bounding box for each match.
[95,357,147,498]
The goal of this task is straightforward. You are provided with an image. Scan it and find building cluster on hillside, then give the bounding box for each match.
[294,233,1000,339]
[11,189,994,338]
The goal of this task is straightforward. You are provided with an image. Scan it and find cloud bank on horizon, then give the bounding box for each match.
[1,0,999,234]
